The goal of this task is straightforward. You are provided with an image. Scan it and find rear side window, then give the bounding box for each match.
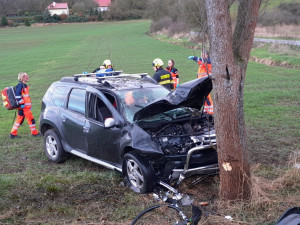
[51,86,67,106]
[68,89,86,114]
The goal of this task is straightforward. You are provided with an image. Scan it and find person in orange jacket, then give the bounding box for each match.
[10,72,41,138]
[166,59,179,89]
[188,50,214,115]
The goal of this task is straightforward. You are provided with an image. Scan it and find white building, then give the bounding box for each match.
[94,0,111,12]
[47,2,69,16]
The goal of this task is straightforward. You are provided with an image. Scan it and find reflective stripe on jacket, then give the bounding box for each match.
[153,68,173,90]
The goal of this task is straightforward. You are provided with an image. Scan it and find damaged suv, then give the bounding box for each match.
[40,73,218,193]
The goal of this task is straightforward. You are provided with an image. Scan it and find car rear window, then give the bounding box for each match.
[68,89,86,114]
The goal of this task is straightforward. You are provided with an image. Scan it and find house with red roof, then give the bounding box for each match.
[94,0,111,12]
[47,2,69,16]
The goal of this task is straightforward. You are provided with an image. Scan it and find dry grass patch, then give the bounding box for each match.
[255,25,300,39]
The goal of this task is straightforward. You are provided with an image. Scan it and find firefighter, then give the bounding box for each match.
[188,50,214,115]
[93,59,114,77]
[10,72,41,138]
[152,58,173,90]
[166,59,179,89]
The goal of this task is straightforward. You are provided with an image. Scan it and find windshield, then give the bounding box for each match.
[117,87,170,122]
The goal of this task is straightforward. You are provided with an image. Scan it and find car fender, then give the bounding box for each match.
[120,124,164,158]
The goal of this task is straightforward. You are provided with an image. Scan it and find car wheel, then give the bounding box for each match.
[123,152,156,194]
[44,129,68,163]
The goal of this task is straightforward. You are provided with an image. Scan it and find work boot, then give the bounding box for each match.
[32,133,42,137]
[10,134,21,139]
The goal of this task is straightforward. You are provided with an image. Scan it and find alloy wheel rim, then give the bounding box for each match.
[126,159,144,188]
[46,135,58,159]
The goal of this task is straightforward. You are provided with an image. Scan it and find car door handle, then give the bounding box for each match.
[61,116,66,123]
[83,127,91,133]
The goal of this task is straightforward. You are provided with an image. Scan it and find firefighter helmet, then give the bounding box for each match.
[152,58,164,67]
[103,59,113,68]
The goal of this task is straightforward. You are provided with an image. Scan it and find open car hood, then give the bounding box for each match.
[133,77,212,121]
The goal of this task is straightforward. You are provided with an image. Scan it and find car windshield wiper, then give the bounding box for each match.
[134,104,144,108]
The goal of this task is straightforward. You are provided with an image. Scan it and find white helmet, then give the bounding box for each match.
[152,58,164,67]
[103,59,112,68]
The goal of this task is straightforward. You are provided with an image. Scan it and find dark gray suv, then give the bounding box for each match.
[39,74,218,193]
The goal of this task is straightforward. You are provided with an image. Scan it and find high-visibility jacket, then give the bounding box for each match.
[15,82,31,109]
[196,60,214,115]
[11,82,38,135]
[153,68,173,90]
[166,66,179,89]
[197,60,212,79]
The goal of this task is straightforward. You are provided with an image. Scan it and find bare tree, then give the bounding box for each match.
[205,0,262,200]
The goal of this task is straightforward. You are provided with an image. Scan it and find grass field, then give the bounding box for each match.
[0,20,299,224]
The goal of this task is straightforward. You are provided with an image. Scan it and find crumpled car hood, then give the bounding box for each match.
[133,77,212,121]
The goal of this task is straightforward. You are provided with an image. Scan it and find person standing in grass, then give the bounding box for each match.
[166,59,179,89]
[188,50,214,115]
[10,72,41,138]
[152,58,173,90]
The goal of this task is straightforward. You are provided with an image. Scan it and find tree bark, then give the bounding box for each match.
[205,0,261,201]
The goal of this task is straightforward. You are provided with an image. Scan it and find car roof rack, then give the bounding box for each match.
[70,72,157,88]
[73,72,150,81]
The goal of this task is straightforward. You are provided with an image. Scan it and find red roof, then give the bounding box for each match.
[94,0,111,7]
[47,2,68,10]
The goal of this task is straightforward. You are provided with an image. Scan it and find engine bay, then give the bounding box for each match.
[144,117,216,155]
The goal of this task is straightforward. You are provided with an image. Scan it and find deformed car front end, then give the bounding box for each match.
[135,107,218,183]
[124,77,218,185]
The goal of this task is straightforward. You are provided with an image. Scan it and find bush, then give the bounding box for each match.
[1,16,8,26]
[25,19,31,26]
[150,17,173,33]
[7,20,14,27]
[88,16,98,21]
[64,15,89,23]
[167,21,187,36]
[259,3,300,26]
[60,14,68,21]
[34,15,43,23]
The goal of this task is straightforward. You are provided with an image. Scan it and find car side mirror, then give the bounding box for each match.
[104,118,115,128]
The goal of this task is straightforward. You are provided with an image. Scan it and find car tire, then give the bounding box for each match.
[123,152,156,194]
[44,129,68,163]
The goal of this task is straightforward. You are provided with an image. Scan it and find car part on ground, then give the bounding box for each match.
[131,185,202,225]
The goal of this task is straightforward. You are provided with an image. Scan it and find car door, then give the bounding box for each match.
[60,88,87,152]
[84,87,124,164]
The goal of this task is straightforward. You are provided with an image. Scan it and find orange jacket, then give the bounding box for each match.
[166,66,179,89]
[15,82,31,109]
[197,61,212,79]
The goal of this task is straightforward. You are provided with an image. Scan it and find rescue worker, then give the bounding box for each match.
[166,59,179,89]
[152,58,173,90]
[188,50,214,115]
[10,72,40,138]
[93,59,114,77]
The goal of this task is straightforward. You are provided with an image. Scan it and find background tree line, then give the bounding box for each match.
[1,0,299,27]
[0,0,97,15]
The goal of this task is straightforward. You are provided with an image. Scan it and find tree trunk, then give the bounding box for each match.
[205,0,261,201]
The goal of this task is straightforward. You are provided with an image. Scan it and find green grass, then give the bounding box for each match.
[0,20,299,224]
[251,43,300,67]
